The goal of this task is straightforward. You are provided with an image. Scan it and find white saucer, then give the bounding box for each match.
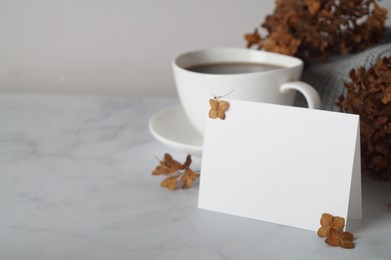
[148,106,203,157]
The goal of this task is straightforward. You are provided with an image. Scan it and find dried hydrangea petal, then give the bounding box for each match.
[340,240,355,249]
[341,232,354,241]
[152,163,177,175]
[182,178,193,189]
[332,216,345,230]
[163,153,183,170]
[320,213,333,226]
[325,237,340,247]
[181,155,192,170]
[328,228,342,240]
[161,175,179,190]
[382,86,391,104]
[317,227,329,237]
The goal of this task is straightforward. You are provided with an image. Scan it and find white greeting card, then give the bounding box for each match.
[198,99,362,231]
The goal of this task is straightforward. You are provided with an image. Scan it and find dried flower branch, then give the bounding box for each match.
[245,0,388,61]
[152,153,200,190]
[338,57,391,181]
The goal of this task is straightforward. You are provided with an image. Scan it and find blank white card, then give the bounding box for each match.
[198,100,362,231]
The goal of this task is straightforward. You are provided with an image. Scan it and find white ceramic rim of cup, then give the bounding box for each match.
[173,47,303,75]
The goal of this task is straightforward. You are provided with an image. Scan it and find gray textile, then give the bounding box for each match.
[295,28,391,111]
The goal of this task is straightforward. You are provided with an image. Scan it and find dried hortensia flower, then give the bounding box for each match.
[317,213,345,237]
[317,213,355,249]
[245,0,388,61]
[338,57,391,181]
[151,153,200,190]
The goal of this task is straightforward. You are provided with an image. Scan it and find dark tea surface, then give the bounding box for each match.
[186,62,284,74]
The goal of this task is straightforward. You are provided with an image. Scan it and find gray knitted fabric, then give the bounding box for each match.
[295,28,391,111]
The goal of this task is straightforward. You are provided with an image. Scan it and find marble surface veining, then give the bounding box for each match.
[0,93,390,260]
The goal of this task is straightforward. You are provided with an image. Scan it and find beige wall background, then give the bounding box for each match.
[1,0,391,96]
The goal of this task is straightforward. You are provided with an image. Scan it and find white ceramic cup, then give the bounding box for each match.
[172,48,321,135]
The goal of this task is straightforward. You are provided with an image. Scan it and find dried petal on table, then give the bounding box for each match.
[325,228,355,249]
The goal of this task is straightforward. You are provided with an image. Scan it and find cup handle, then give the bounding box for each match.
[280,81,321,109]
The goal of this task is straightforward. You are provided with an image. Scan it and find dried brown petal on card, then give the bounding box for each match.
[217,111,226,120]
[218,100,229,111]
[218,100,229,120]
[209,99,218,109]
[209,99,219,119]
[209,110,218,119]
[209,99,229,120]
[161,175,179,190]
[388,203,391,208]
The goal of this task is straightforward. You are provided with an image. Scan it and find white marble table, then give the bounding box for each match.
[1,93,390,260]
